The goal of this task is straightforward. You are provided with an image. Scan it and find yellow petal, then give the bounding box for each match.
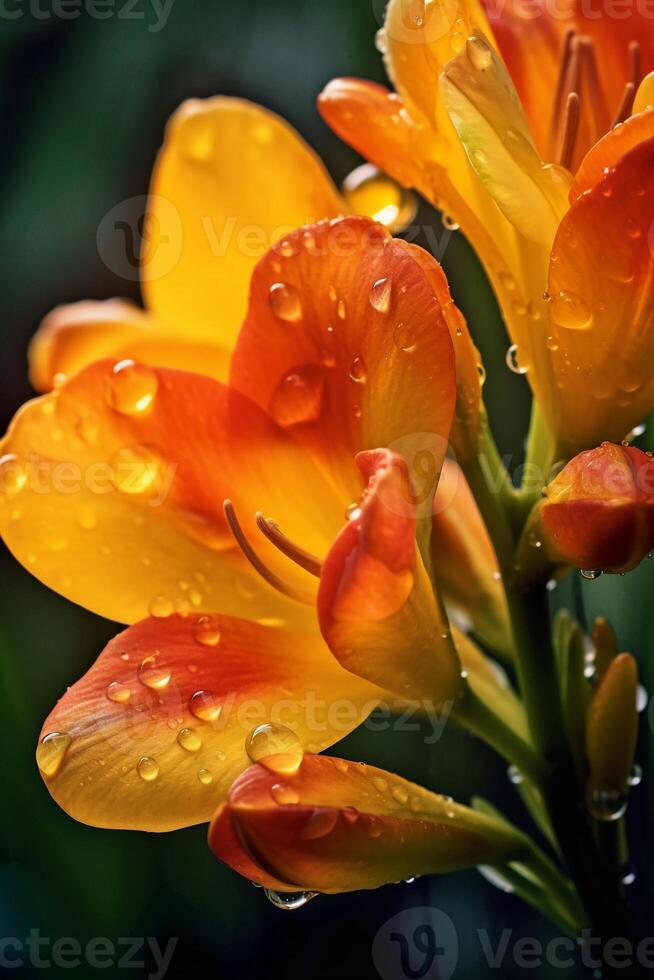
[144,98,345,348]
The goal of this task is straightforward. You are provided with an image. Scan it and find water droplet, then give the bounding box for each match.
[198,768,213,785]
[36,732,72,777]
[498,271,516,292]
[345,502,363,521]
[138,654,171,690]
[507,764,523,785]
[450,30,465,53]
[373,776,388,793]
[246,723,304,775]
[589,789,627,821]
[0,454,28,494]
[628,763,642,787]
[271,783,300,805]
[580,568,603,581]
[393,322,416,353]
[269,283,302,322]
[189,689,222,722]
[193,615,222,647]
[546,335,559,352]
[110,446,160,495]
[337,299,347,320]
[269,365,325,427]
[391,785,409,805]
[177,727,202,752]
[341,164,417,233]
[368,818,384,838]
[302,809,339,839]
[441,214,460,231]
[107,681,131,703]
[107,360,158,415]
[137,756,159,782]
[637,684,648,712]
[375,28,387,53]
[149,595,173,618]
[264,889,316,910]
[505,344,527,374]
[466,35,493,71]
[369,277,392,313]
[478,865,515,893]
[550,290,592,330]
[349,356,367,384]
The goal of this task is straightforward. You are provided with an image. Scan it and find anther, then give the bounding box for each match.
[223,500,315,605]
[629,40,642,89]
[558,92,581,170]
[579,37,603,143]
[255,513,322,577]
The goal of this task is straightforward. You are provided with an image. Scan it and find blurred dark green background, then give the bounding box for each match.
[1,2,653,978]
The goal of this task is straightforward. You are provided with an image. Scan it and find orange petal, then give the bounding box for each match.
[28,300,232,393]
[544,137,654,455]
[540,444,654,573]
[230,216,456,500]
[209,755,526,893]
[318,449,462,703]
[36,615,382,831]
[0,361,344,625]
[144,98,345,349]
[571,108,654,202]
[210,804,296,890]
[432,460,510,655]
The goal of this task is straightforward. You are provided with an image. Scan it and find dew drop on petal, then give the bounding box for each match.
[198,768,213,785]
[302,809,339,839]
[149,595,173,618]
[193,615,222,647]
[137,756,159,782]
[177,727,203,752]
[245,723,304,774]
[271,783,300,805]
[107,360,158,415]
[107,681,131,703]
[580,568,603,581]
[110,446,160,495]
[138,654,171,690]
[0,454,28,495]
[549,290,592,331]
[269,365,325,427]
[36,732,72,778]
[505,344,528,375]
[369,277,392,313]
[391,785,409,805]
[189,689,222,722]
[589,789,627,821]
[269,283,302,322]
[349,356,367,384]
[263,889,316,910]
[466,35,493,71]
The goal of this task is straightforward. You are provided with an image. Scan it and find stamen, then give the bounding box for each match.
[611,81,636,128]
[558,92,580,170]
[579,37,603,144]
[255,513,322,577]
[550,28,578,153]
[223,499,315,605]
[629,40,642,88]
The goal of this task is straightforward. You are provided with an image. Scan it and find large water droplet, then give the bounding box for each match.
[549,290,592,330]
[580,568,603,581]
[263,889,317,910]
[369,277,392,313]
[341,164,417,233]
[589,789,627,821]
[149,595,173,618]
[107,360,158,415]
[246,723,304,775]
[36,732,72,778]
[193,615,222,648]
[505,344,528,375]
[302,808,339,839]
[177,727,202,752]
[198,768,213,785]
[137,756,159,782]
[269,365,325,428]
[269,283,302,322]
[393,322,416,353]
[138,654,171,690]
[0,454,28,495]
[189,689,222,722]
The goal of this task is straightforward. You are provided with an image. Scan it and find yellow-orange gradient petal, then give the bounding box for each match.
[570,108,654,202]
[0,361,345,625]
[230,217,456,502]
[209,755,526,893]
[37,615,382,831]
[143,98,345,349]
[318,450,462,703]
[28,300,232,394]
[543,137,654,456]
[432,460,510,655]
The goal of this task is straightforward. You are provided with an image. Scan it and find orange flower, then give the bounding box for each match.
[539,443,654,574]
[319,1,654,457]
[1,216,482,834]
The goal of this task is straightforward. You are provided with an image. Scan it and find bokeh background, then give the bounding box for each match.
[1,2,653,977]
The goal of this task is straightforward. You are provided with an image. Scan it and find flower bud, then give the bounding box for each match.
[541,443,654,574]
[586,653,638,820]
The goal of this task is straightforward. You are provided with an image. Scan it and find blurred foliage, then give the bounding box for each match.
[0,2,652,978]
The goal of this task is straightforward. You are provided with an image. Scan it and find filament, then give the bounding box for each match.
[255,513,322,577]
